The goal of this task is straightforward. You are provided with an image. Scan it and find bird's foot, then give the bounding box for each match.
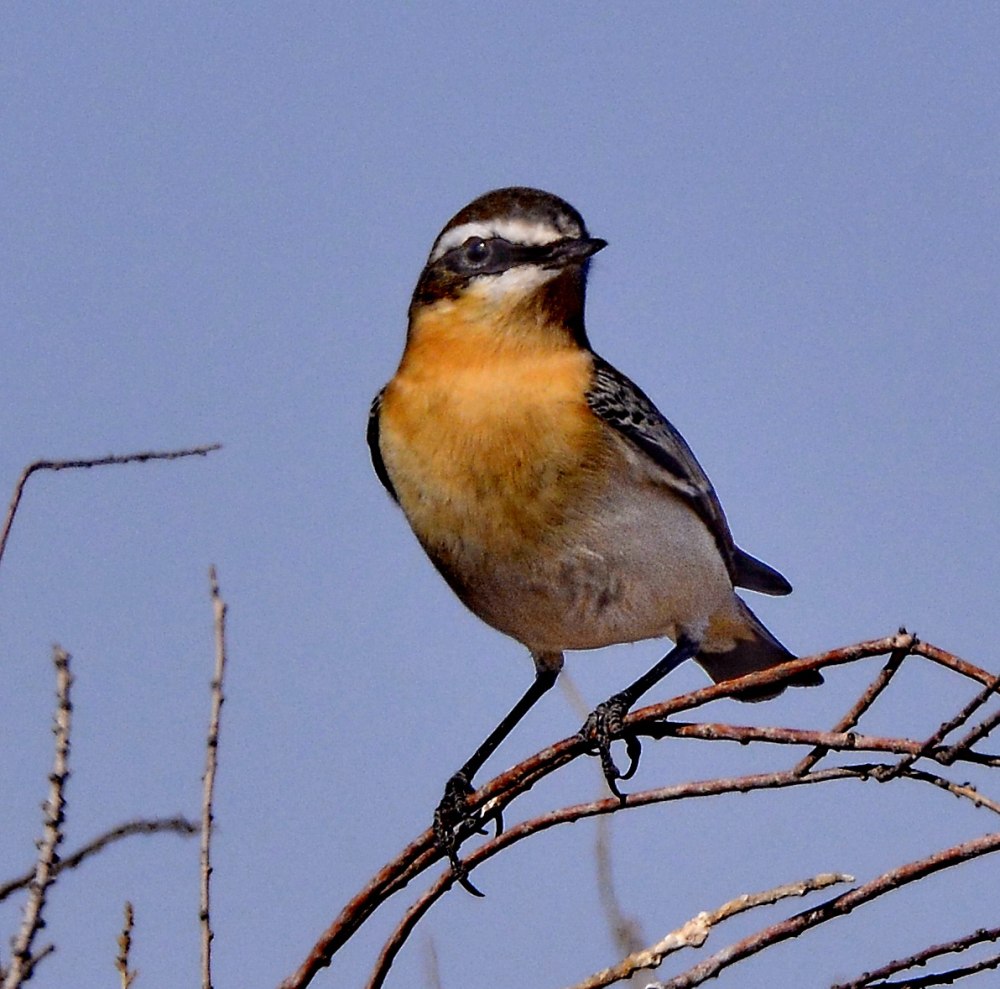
[580,693,642,801]
[432,771,502,897]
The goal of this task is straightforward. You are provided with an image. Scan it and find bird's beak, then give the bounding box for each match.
[543,236,608,268]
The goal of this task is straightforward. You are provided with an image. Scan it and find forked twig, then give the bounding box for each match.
[874,672,1000,782]
[940,706,1000,766]
[794,632,912,775]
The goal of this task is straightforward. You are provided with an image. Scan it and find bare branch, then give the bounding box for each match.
[359,766,883,989]
[940,705,1000,767]
[0,444,221,571]
[873,672,1000,782]
[0,816,198,903]
[646,721,1000,768]
[3,646,73,989]
[913,640,997,687]
[280,636,1000,989]
[899,768,1000,816]
[200,566,228,989]
[889,953,1000,988]
[831,924,1000,989]
[115,902,137,989]
[563,872,852,989]
[794,633,911,775]
[644,831,1000,988]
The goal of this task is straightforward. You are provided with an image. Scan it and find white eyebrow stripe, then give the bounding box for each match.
[429,217,573,262]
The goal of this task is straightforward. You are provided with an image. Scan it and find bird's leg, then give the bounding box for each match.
[581,636,698,800]
[434,659,561,896]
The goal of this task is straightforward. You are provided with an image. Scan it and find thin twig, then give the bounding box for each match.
[115,902,137,989]
[831,924,1000,989]
[899,768,1000,815]
[3,647,73,989]
[873,673,1000,782]
[201,567,228,989]
[643,832,1000,988]
[794,632,912,775]
[0,816,198,904]
[940,705,1000,766]
[0,444,221,570]
[883,952,1000,988]
[563,872,852,989]
[646,721,1000,768]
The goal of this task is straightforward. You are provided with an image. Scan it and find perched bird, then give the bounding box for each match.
[368,187,820,891]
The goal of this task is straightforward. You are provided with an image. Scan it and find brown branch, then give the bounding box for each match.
[0,816,198,904]
[647,721,1000,768]
[445,639,998,847]
[899,767,1000,815]
[280,636,998,989]
[831,924,1000,989]
[200,567,228,989]
[940,705,1000,766]
[360,758,999,989]
[873,672,1000,782]
[913,641,996,687]
[889,953,1000,988]
[643,832,1000,988]
[0,444,222,571]
[3,647,73,989]
[360,766,886,989]
[794,632,912,775]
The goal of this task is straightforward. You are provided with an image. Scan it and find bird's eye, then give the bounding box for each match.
[462,238,491,265]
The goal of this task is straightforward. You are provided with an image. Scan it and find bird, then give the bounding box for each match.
[368,186,821,892]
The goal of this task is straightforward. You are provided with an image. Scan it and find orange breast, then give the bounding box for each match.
[379,301,609,563]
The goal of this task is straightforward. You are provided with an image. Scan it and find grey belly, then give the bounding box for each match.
[458,480,736,655]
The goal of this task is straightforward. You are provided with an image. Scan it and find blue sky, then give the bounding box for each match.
[2,5,998,988]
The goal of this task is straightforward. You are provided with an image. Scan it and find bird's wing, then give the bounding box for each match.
[585,354,791,596]
[367,388,398,502]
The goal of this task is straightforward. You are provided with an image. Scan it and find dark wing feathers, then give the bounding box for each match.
[733,548,792,596]
[585,354,791,596]
[367,389,398,502]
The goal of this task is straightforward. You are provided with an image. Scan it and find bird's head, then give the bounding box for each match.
[408,187,607,346]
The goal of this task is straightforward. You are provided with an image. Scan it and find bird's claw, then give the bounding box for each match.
[433,771,502,896]
[581,695,642,801]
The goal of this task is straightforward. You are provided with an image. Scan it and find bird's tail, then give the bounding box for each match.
[695,599,822,702]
